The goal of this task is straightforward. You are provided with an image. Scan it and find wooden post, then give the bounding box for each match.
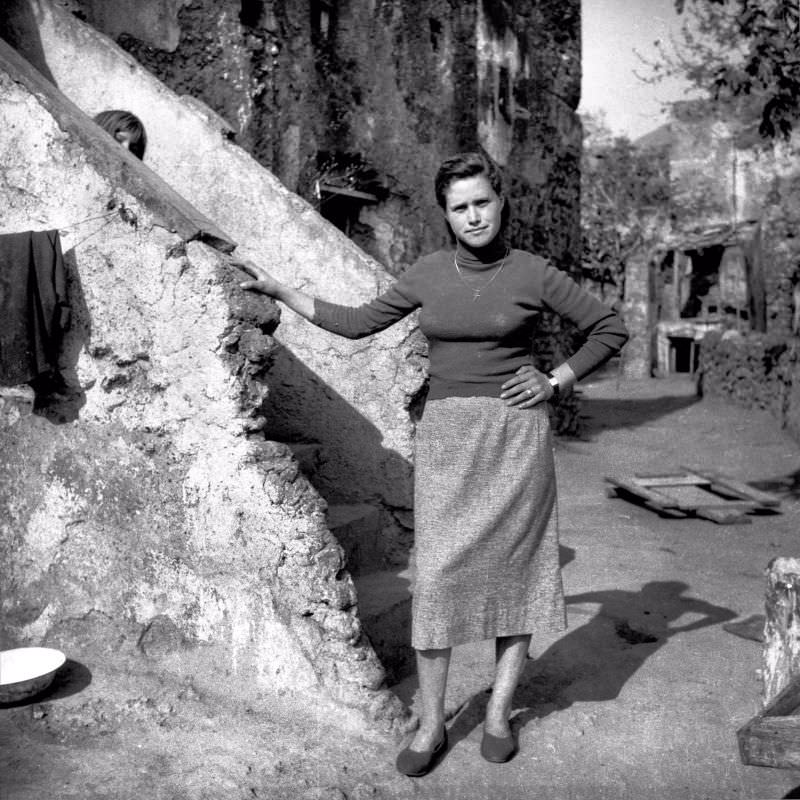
[763,557,800,707]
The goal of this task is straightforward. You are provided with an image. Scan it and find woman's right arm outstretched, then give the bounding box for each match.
[232,257,422,339]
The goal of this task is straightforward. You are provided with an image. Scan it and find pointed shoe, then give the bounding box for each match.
[395,728,448,777]
[480,730,517,763]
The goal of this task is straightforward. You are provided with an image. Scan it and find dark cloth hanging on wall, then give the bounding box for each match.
[0,230,70,386]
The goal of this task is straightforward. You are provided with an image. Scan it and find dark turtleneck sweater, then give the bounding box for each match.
[313,242,628,401]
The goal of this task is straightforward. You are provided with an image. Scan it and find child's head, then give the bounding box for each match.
[93,110,147,160]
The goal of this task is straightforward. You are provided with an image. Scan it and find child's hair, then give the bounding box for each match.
[93,110,147,160]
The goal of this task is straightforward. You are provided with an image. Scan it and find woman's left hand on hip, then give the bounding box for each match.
[499,365,553,407]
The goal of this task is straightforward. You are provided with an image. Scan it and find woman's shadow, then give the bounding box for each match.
[447,580,737,742]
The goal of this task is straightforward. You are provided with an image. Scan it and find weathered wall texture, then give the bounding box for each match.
[0,40,408,733]
[9,0,427,554]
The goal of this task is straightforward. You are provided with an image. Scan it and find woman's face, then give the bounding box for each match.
[443,174,504,249]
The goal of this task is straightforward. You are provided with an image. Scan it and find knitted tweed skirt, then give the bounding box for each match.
[411,396,567,650]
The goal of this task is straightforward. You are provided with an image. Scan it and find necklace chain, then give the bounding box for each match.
[453,248,509,301]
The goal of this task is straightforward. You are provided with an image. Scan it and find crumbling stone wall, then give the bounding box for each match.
[0,39,407,733]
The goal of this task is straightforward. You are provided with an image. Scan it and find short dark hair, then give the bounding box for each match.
[434,151,504,209]
[93,109,147,160]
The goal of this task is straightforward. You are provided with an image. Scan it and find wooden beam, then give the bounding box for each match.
[694,506,752,524]
[605,477,681,509]
[685,467,782,507]
[631,473,710,487]
[319,183,379,203]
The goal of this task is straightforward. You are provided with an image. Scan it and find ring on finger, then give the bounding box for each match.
[525,388,534,397]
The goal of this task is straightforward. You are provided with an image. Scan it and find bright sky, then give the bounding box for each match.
[579,0,695,140]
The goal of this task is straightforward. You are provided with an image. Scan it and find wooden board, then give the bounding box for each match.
[684,467,783,508]
[604,478,688,518]
[605,467,781,524]
[738,677,800,769]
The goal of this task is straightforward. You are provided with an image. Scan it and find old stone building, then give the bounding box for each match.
[0,0,582,729]
[625,101,800,435]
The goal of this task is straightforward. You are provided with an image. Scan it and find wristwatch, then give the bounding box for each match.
[547,372,560,402]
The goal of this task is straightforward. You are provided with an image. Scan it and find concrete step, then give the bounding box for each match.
[353,567,414,684]
[327,502,384,577]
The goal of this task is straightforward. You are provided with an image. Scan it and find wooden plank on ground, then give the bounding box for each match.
[630,473,710,487]
[685,467,782,507]
[604,477,680,510]
[694,506,753,524]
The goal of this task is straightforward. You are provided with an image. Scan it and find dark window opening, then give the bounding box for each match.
[429,18,443,51]
[311,0,334,40]
[497,65,512,123]
[240,0,265,28]
[681,245,724,318]
[669,336,699,374]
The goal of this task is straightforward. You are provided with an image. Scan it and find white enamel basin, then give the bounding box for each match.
[0,647,66,703]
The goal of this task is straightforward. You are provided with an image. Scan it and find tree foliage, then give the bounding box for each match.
[580,115,671,298]
[656,0,800,138]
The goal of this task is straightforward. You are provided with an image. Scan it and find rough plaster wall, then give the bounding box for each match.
[671,118,737,229]
[0,57,408,732]
[22,0,425,539]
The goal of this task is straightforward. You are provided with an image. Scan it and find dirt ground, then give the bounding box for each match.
[2,374,800,800]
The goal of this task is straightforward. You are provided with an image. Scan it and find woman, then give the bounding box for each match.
[237,151,628,776]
